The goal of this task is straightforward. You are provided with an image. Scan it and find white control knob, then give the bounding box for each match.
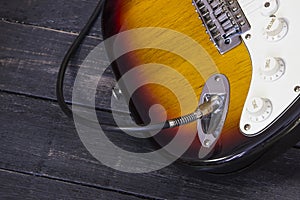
[261,0,279,16]
[246,97,272,122]
[263,17,288,41]
[260,57,285,81]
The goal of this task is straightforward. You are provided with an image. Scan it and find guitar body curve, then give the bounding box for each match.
[102,0,300,173]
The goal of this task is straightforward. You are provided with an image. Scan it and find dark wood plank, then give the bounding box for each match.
[0,20,130,112]
[1,91,300,200]
[1,1,299,199]
[0,91,162,200]
[0,0,102,38]
[0,169,144,200]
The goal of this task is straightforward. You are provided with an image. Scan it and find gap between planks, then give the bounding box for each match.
[0,89,130,116]
[0,168,164,200]
[0,18,102,40]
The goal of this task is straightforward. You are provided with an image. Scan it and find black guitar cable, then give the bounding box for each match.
[56,0,105,119]
[56,0,223,132]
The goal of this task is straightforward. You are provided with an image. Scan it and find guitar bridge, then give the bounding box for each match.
[192,0,251,54]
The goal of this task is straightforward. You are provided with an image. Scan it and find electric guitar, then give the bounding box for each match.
[102,0,300,173]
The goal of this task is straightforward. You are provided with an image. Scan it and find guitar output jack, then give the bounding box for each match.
[197,74,230,154]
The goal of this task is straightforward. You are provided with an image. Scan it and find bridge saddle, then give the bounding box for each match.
[192,0,250,54]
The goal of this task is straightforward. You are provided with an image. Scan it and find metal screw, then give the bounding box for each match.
[215,76,221,82]
[204,139,211,147]
[224,38,231,45]
[264,2,271,8]
[244,124,251,131]
[294,86,300,93]
[112,85,123,100]
[245,34,251,40]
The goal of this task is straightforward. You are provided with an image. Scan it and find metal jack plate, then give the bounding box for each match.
[197,74,230,151]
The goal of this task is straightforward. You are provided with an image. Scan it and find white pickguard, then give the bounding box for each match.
[238,0,300,136]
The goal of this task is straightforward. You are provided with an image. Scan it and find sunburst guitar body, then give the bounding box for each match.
[102,0,300,173]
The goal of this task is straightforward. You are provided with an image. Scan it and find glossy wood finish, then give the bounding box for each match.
[103,0,253,160]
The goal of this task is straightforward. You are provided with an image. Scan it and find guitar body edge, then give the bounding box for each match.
[102,0,300,173]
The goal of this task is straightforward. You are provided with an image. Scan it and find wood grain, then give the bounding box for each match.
[0,0,102,38]
[0,169,144,200]
[0,80,299,199]
[0,0,299,199]
[0,20,131,112]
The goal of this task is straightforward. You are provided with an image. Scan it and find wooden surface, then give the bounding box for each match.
[0,0,300,199]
